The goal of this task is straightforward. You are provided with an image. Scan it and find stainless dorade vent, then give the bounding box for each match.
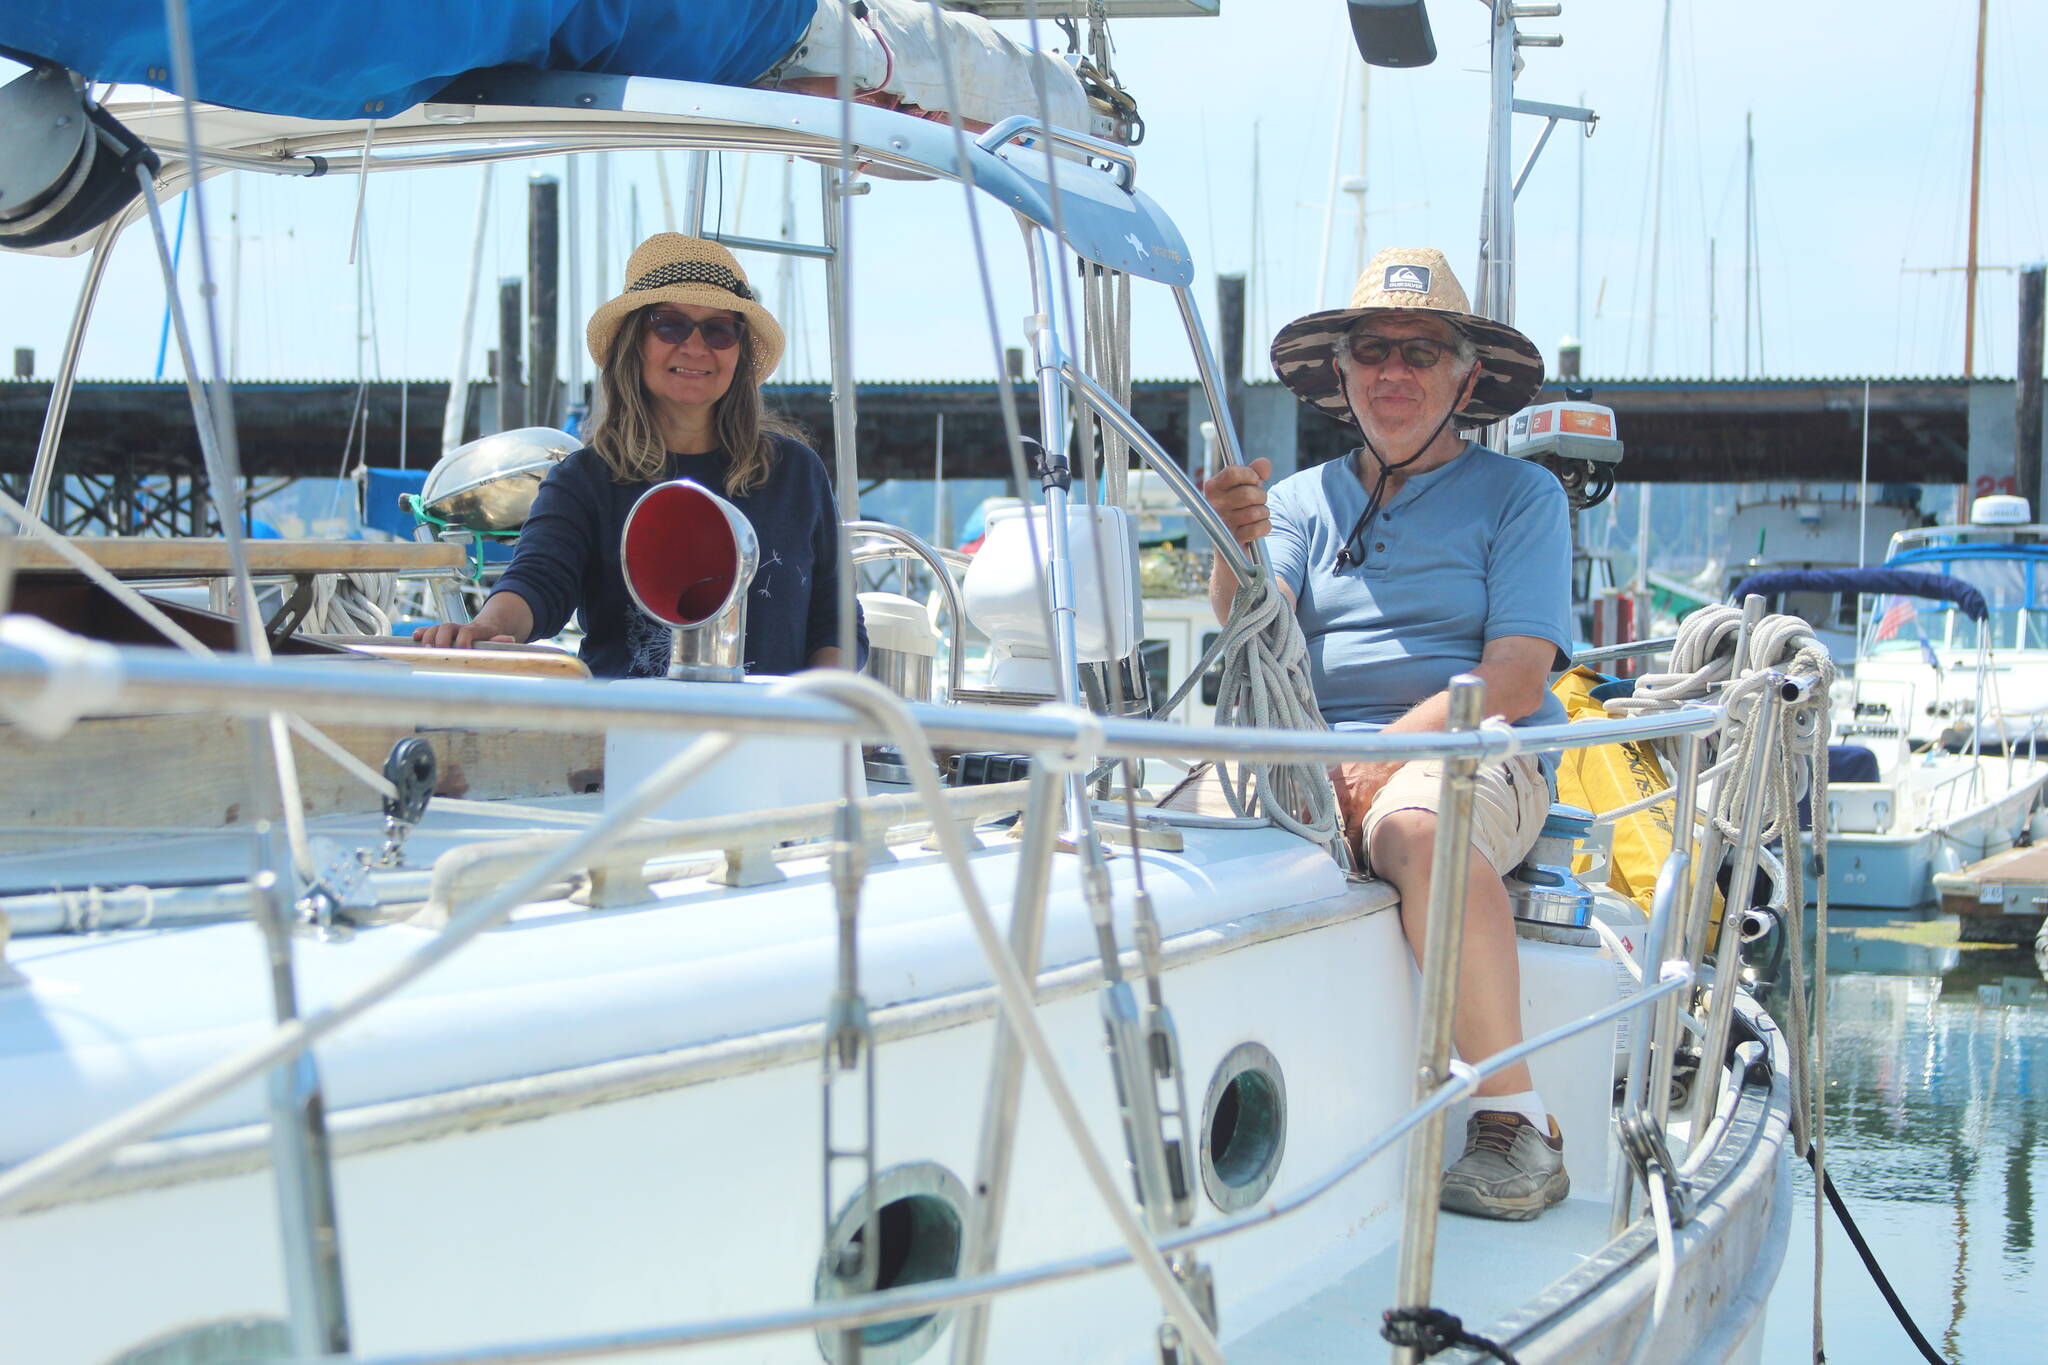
[620,478,759,682]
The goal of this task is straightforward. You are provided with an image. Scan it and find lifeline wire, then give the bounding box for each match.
[1010,26,1218,1357]
[0,485,398,801]
[768,673,1228,1365]
[0,728,746,1218]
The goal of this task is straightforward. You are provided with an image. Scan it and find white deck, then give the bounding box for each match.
[1230,1199,1617,1362]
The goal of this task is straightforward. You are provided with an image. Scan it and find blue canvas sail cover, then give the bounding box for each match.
[1,0,812,120]
[1729,567,1989,621]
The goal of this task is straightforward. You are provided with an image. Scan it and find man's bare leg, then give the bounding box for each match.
[1369,805,1568,1219]
[1366,808,1532,1098]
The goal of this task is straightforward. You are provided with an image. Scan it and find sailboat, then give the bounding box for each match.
[1,5,1806,1363]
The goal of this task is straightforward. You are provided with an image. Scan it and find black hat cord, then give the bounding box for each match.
[1333,373,1462,570]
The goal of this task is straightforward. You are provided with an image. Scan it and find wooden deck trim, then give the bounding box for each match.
[11,537,465,577]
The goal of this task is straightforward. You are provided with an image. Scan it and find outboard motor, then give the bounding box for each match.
[0,63,158,249]
[1502,392,1624,513]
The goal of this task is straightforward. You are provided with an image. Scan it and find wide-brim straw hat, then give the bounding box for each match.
[585,233,785,378]
[1270,247,1544,425]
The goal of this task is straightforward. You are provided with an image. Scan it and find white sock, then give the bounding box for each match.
[1478,1090,1549,1131]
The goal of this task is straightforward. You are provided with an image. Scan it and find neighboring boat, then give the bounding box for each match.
[1812,510,2048,909]
[1848,497,2048,752]
[1714,489,1926,663]
[0,7,1805,1364]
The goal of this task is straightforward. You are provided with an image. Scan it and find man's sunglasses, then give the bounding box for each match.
[646,311,744,351]
[1346,335,1454,369]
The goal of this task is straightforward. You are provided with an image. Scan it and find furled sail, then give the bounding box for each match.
[0,0,1091,131]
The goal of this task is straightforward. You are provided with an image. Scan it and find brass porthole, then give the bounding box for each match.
[814,1162,970,1364]
[1200,1042,1288,1212]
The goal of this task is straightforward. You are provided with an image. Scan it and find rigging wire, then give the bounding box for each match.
[914,0,1064,690]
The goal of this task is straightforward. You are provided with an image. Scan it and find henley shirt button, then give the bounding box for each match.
[1374,542,1387,552]
[1382,512,1392,521]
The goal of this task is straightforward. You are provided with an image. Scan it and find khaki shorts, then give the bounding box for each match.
[1359,753,1549,876]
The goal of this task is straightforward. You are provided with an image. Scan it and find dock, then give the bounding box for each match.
[1934,844,2048,943]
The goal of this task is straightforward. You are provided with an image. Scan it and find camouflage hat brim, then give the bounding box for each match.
[1269,306,1546,426]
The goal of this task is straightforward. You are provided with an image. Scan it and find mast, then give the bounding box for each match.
[1644,0,1673,372]
[1574,88,1585,343]
[1476,2,1516,323]
[1314,58,1349,306]
[229,174,241,379]
[1350,64,1370,279]
[1743,113,1754,378]
[566,157,583,408]
[1708,237,1716,379]
[1964,0,1990,377]
[1250,123,1262,350]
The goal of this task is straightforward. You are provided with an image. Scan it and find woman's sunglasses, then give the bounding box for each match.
[646,311,743,351]
[1346,335,1453,369]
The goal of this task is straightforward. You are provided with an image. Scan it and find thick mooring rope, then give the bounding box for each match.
[1603,602,1836,1360]
[1210,570,1345,860]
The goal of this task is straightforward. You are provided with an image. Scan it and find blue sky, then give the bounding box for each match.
[2,0,2044,391]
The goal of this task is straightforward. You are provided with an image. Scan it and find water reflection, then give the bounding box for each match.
[1760,911,2047,1360]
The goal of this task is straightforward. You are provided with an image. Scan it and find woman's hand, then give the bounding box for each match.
[411,591,534,649]
[1200,457,1273,547]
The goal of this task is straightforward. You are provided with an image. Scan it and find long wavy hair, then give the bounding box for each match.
[585,305,803,496]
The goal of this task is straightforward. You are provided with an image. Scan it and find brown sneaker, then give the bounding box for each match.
[1439,1111,1570,1221]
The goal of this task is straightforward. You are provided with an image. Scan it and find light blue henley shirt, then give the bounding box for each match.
[1263,443,1574,733]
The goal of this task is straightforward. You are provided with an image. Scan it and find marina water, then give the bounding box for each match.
[1759,907,2046,1360]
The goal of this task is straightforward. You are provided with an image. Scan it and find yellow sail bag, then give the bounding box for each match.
[1551,666,1708,917]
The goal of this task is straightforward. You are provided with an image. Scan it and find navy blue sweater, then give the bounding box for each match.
[493,437,864,679]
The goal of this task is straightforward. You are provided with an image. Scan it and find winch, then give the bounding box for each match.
[1506,803,1598,928]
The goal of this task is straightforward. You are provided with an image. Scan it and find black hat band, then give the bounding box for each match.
[628,259,754,300]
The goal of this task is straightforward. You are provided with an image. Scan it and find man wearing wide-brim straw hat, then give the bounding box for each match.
[1201,247,1575,1223]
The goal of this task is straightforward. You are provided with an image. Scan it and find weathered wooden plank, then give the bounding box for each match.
[11,538,464,577]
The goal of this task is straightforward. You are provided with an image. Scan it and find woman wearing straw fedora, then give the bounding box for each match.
[415,233,862,678]
[1202,247,1575,1222]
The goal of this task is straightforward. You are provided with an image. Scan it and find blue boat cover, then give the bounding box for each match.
[1729,567,1989,622]
[361,467,513,560]
[1,1,811,120]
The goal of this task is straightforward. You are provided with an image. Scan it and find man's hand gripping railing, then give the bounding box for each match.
[1212,568,1348,865]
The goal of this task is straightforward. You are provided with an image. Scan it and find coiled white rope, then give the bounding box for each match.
[1210,571,1345,860]
[1605,601,1836,1360]
[306,570,398,636]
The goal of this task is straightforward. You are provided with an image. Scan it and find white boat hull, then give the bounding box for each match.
[0,824,1781,1365]
[1816,760,2048,909]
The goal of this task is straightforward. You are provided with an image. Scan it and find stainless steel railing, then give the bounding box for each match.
[846,520,969,702]
[0,632,1792,1365]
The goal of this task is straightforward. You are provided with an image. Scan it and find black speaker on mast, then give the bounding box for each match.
[1346,0,1437,69]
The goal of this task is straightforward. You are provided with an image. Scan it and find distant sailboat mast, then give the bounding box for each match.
[1963,0,1990,377]
[1313,53,1371,307]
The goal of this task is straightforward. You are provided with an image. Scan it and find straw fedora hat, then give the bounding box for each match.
[1270,247,1544,426]
[585,233,785,378]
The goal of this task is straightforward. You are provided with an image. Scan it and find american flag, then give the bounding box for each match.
[1873,595,1917,641]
